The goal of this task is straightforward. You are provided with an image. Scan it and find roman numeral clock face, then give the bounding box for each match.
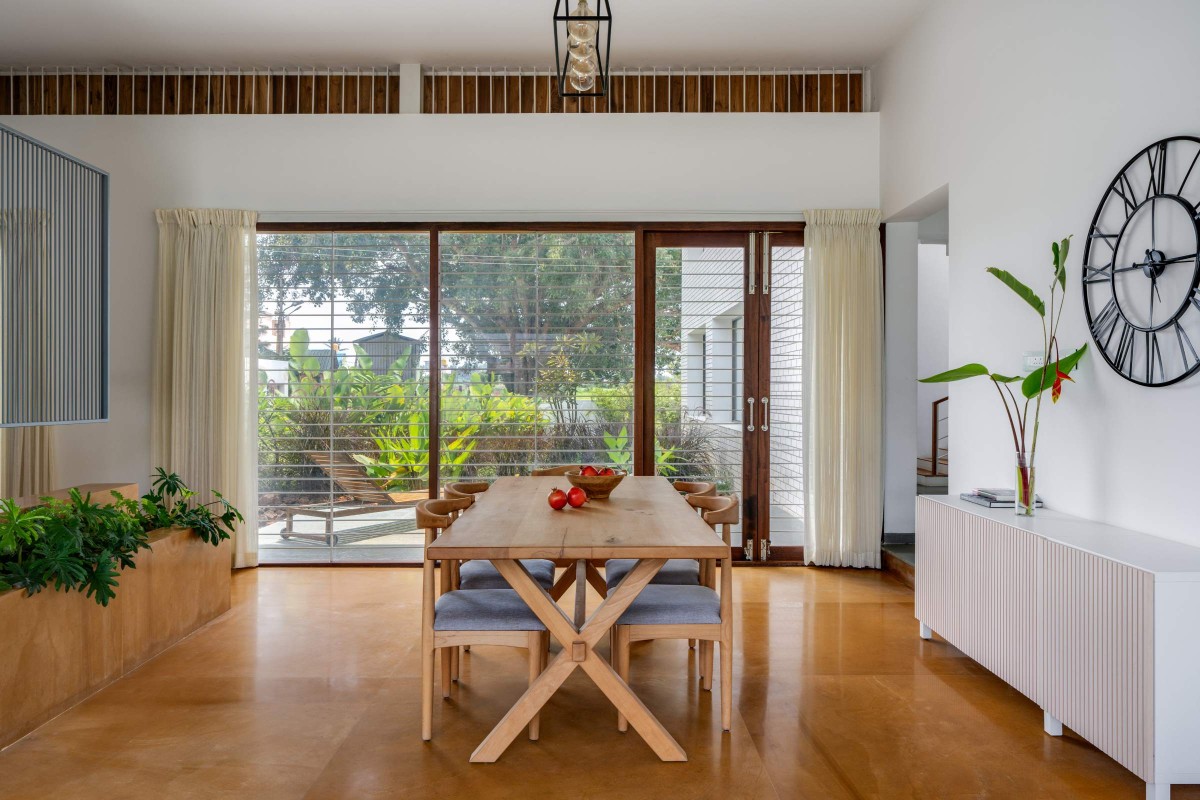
[1084,136,1200,386]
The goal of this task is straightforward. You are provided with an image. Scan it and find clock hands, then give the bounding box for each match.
[1152,196,1156,251]
[1151,252,1198,266]
[1150,272,1162,326]
[1127,251,1199,275]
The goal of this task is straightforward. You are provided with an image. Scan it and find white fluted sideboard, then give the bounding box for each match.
[916,496,1200,800]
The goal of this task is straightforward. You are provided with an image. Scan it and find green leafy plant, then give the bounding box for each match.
[920,237,1089,513]
[137,467,244,546]
[601,425,681,476]
[0,470,242,606]
[352,411,479,490]
[603,426,633,467]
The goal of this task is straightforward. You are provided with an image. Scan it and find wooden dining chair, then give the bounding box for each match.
[673,480,716,498]
[443,480,490,502]
[611,493,738,733]
[530,465,576,476]
[419,497,550,743]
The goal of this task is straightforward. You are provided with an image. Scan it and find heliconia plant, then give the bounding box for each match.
[919,237,1089,515]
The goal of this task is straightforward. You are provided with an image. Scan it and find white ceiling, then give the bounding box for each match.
[0,0,930,69]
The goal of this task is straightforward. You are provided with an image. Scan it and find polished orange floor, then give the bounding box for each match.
[0,566,1185,799]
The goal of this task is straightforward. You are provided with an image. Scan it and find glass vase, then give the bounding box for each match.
[1015,451,1036,517]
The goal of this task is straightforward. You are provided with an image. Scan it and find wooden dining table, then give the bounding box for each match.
[426,475,730,763]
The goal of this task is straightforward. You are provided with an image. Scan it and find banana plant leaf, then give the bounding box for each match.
[987,267,1046,317]
[919,363,990,383]
[1051,236,1071,291]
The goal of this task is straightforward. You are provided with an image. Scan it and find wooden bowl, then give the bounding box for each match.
[564,469,627,500]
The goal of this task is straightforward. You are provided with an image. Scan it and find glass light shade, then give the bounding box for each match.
[569,55,598,80]
[569,72,596,93]
[555,0,608,97]
[568,35,595,61]
[567,0,598,40]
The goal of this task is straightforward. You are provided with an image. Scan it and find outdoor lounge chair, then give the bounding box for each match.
[282,451,428,545]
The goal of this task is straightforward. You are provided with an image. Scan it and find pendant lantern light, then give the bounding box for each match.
[553,0,612,97]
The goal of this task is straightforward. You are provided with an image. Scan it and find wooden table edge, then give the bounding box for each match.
[426,545,731,559]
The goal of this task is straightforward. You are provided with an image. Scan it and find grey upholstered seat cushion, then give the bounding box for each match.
[617,585,721,626]
[433,589,547,631]
[605,558,700,591]
[458,559,556,590]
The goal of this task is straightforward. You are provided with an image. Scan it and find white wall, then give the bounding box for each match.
[878,0,1200,545]
[0,113,880,493]
[916,243,949,457]
[883,222,918,535]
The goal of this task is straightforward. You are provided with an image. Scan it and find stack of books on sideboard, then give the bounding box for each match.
[959,488,1044,509]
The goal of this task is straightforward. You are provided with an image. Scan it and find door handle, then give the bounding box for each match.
[746,397,755,432]
[748,234,756,295]
[762,232,771,296]
[761,396,769,432]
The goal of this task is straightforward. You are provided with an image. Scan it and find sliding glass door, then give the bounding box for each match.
[254,225,805,564]
[256,232,431,564]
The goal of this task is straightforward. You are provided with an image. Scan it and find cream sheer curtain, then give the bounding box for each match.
[0,427,58,499]
[153,209,259,568]
[0,210,58,498]
[801,209,883,568]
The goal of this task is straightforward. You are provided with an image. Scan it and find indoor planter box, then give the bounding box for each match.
[0,484,231,748]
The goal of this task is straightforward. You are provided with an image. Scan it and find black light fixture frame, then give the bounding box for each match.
[553,0,613,98]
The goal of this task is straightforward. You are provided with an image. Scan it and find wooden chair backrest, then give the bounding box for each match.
[444,481,489,500]
[417,496,475,552]
[674,480,716,498]
[686,493,739,545]
[308,451,394,505]
[531,465,576,476]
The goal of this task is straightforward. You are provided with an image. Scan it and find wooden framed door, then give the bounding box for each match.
[750,231,805,562]
[644,229,805,562]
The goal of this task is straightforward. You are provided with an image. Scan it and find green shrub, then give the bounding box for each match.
[583,383,634,426]
[0,469,242,607]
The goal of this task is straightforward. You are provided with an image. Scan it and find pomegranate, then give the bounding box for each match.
[580,465,600,477]
[547,487,568,511]
[566,486,589,508]
[598,466,615,476]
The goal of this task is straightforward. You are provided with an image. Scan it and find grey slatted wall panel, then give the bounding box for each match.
[0,122,108,427]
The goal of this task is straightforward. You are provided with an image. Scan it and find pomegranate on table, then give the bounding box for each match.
[547,487,568,510]
[566,486,589,508]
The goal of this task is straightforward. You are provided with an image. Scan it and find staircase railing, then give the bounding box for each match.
[931,396,949,477]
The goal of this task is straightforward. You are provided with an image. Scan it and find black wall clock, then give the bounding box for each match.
[1083,135,1200,386]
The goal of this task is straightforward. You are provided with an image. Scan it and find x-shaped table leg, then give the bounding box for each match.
[470,557,686,763]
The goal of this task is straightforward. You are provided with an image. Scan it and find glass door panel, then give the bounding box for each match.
[437,232,636,481]
[255,231,431,564]
[765,240,806,552]
[652,237,746,551]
